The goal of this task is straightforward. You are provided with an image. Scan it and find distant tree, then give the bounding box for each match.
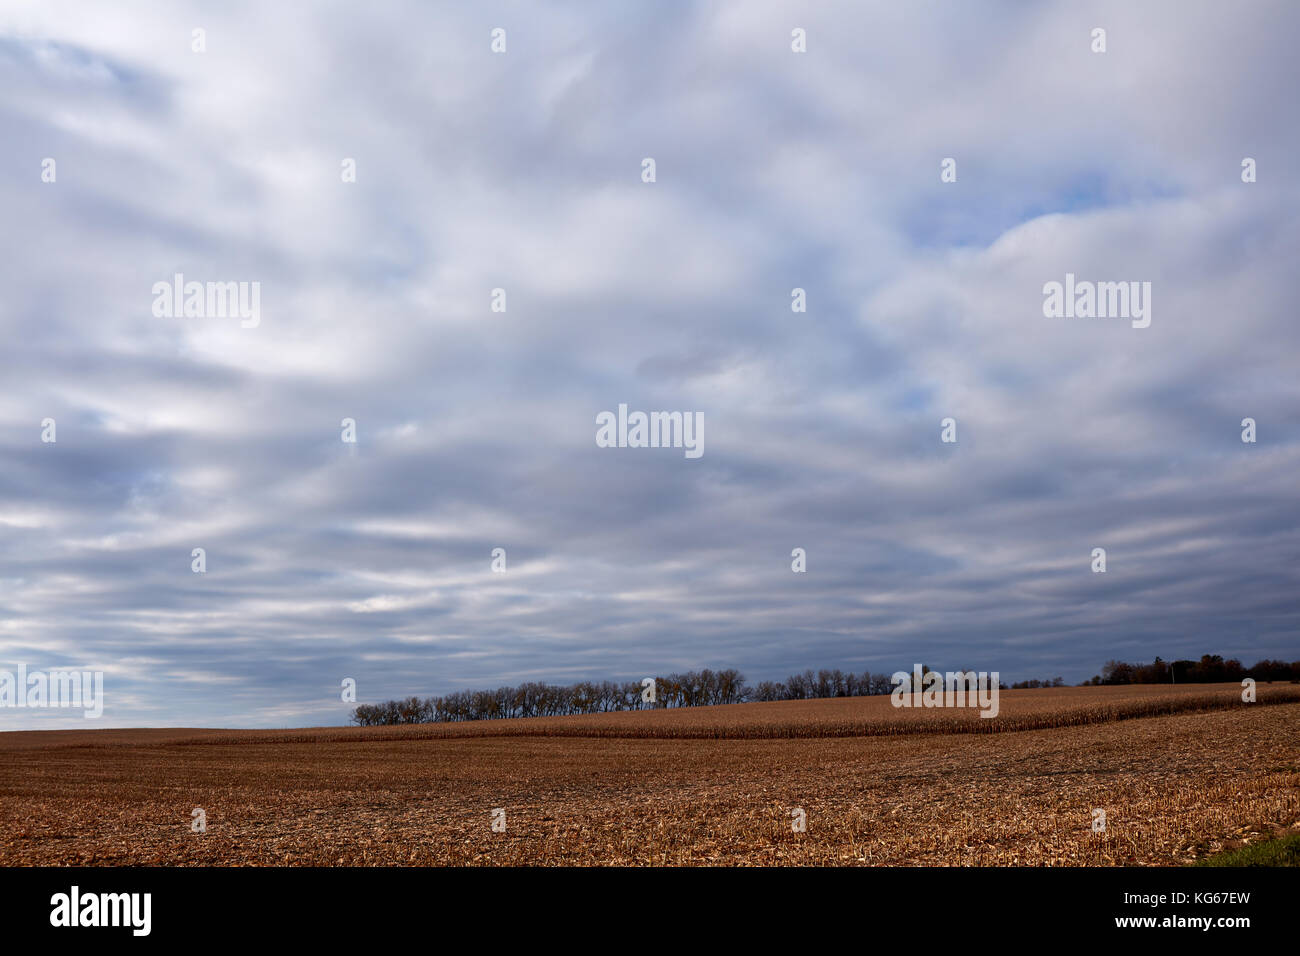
[350,653,1299,725]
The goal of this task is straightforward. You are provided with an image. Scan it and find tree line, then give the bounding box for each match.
[1085,654,1300,686]
[351,654,1300,726]
[351,669,749,725]
[352,665,974,725]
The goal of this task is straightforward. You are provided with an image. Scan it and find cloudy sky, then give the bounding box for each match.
[2,1,1297,728]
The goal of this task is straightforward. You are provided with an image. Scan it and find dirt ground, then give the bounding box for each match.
[1,691,1296,865]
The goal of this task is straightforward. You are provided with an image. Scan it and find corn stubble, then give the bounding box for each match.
[1,684,1296,866]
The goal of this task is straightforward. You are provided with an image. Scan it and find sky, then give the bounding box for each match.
[1,1,1297,728]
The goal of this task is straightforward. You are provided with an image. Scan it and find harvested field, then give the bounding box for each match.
[1,684,1297,866]
[7,682,1296,749]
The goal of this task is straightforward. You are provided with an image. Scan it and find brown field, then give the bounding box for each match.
[1,683,1298,866]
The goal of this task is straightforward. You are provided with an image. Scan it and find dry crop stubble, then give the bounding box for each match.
[6,681,1285,748]
[0,685,1296,865]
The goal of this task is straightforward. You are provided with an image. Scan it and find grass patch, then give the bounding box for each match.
[1194,833,1300,867]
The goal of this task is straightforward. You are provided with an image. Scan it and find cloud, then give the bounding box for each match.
[0,0,1296,727]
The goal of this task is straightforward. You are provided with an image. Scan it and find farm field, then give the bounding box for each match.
[1,684,1297,866]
